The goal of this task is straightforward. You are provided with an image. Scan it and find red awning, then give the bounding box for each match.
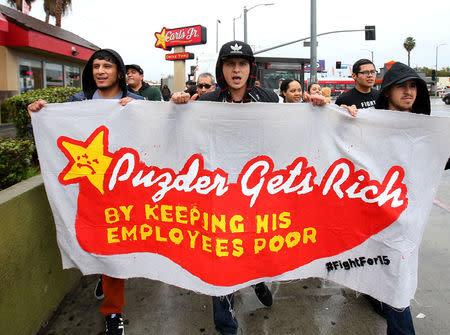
[5,22,95,61]
[0,13,8,32]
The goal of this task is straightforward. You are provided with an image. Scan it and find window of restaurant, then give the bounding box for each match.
[18,58,81,91]
[45,62,64,87]
[64,65,81,88]
[18,58,43,93]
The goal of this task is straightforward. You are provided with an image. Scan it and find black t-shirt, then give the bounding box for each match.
[335,88,379,109]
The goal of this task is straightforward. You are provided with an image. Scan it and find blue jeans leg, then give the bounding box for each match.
[385,305,415,335]
[212,294,238,335]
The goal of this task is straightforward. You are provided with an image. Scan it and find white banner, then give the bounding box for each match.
[31,100,450,308]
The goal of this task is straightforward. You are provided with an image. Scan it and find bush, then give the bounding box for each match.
[1,101,13,123]
[1,87,82,138]
[0,137,36,190]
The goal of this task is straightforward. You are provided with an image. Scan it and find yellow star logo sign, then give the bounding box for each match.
[155,27,168,50]
[58,126,113,194]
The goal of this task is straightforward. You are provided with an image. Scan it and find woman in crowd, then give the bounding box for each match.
[280,78,303,103]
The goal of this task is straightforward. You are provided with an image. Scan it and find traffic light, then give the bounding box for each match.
[431,70,436,81]
[336,61,342,69]
[365,25,376,40]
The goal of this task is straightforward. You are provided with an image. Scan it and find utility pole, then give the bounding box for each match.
[216,19,221,53]
[310,0,317,84]
[243,6,248,43]
[243,3,274,43]
[435,43,446,77]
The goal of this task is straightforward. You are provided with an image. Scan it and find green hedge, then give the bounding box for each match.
[1,87,82,138]
[1,101,12,124]
[0,137,36,190]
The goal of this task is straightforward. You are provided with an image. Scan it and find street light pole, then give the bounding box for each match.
[243,3,274,43]
[216,19,221,53]
[310,0,317,84]
[243,6,248,43]
[362,49,374,62]
[435,43,446,76]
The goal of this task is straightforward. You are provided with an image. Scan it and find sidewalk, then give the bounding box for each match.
[38,170,450,335]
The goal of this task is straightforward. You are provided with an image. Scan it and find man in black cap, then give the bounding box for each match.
[172,40,280,104]
[172,40,325,335]
[126,64,162,101]
[172,40,278,335]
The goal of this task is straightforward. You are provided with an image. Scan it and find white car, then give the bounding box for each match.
[437,86,450,97]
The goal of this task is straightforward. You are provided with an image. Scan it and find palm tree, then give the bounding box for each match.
[44,0,72,27]
[403,37,416,67]
[6,0,36,12]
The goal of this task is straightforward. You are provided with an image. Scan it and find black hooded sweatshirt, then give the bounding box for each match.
[375,62,449,169]
[70,49,140,101]
[375,62,430,115]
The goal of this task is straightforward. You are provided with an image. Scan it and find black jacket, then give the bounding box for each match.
[375,62,430,115]
[199,85,279,103]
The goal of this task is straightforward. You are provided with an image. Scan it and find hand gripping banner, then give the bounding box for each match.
[31,100,450,307]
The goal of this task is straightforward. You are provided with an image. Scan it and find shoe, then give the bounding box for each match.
[94,276,104,300]
[254,282,273,307]
[105,313,125,335]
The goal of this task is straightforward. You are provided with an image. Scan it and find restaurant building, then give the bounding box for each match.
[0,4,99,103]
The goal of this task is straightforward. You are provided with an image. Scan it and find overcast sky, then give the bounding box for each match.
[2,0,450,82]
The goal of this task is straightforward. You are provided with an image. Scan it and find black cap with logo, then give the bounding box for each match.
[218,40,255,62]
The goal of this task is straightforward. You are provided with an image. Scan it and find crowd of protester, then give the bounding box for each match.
[26,40,449,335]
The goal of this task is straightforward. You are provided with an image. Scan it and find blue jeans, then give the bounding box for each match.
[212,294,237,335]
[364,295,415,335]
[385,305,415,335]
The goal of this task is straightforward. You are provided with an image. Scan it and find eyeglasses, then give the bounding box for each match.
[197,84,212,89]
[358,70,377,76]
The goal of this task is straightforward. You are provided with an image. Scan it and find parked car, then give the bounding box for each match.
[437,86,450,97]
[443,92,450,105]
